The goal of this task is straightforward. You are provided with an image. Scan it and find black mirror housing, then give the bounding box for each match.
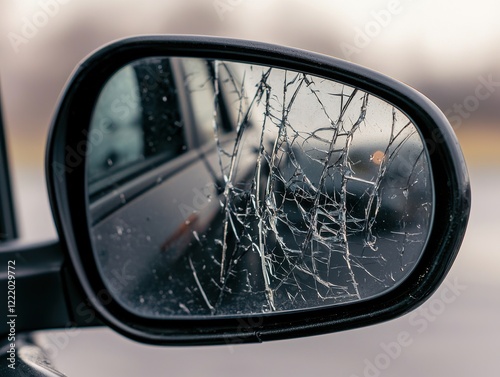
[46,35,470,345]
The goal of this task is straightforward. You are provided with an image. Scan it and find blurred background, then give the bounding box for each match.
[0,0,498,376]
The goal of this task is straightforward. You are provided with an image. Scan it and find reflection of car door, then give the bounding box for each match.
[87,58,188,208]
[89,58,241,311]
[91,58,270,314]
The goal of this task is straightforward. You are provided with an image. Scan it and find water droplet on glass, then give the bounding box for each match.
[179,304,190,314]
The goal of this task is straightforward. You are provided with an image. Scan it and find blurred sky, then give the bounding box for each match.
[1,0,499,170]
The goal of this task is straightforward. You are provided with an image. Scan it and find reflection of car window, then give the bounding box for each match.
[134,58,185,160]
[88,58,185,185]
[218,62,248,130]
[88,65,143,180]
[181,58,220,147]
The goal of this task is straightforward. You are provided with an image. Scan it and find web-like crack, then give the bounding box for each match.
[90,58,434,317]
[196,62,433,313]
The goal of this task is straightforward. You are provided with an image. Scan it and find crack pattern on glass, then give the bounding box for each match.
[89,58,434,318]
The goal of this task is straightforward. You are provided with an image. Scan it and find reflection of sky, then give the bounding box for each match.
[3,0,499,76]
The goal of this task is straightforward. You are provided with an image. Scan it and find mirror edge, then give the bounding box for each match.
[45,35,471,345]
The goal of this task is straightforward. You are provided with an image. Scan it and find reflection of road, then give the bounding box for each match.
[28,168,500,376]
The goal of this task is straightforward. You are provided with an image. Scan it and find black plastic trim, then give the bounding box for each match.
[0,90,17,241]
[0,240,69,335]
[0,239,101,336]
[46,35,471,345]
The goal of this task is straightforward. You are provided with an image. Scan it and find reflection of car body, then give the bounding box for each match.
[88,57,263,315]
[281,140,429,230]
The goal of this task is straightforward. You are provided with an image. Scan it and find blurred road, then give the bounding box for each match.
[26,166,498,377]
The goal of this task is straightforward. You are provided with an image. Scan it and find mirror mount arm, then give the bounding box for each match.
[0,239,100,336]
[0,334,66,376]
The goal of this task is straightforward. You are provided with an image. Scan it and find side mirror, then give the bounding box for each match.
[46,36,470,344]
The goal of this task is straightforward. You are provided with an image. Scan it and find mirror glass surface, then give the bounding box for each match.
[86,57,434,318]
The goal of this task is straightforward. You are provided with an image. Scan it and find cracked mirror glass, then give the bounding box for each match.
[86,57,434,318]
